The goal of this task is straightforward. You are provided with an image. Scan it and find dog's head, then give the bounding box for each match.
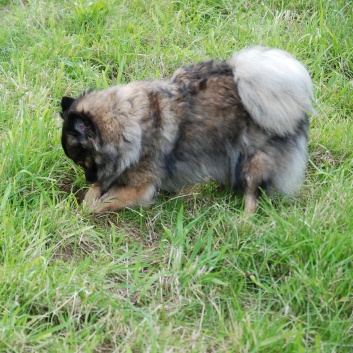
[60,87,145,189]
[61,96,100,184]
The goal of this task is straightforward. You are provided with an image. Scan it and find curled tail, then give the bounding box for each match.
[228,46,314,136]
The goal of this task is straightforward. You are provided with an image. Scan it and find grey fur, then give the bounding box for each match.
[60,46,313,213]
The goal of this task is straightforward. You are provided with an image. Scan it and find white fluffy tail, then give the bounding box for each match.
[228,46,314,136]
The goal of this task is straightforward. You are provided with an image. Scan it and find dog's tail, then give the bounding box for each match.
[228,46,314,136]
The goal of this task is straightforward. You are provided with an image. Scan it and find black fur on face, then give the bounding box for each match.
[60,96,99,184]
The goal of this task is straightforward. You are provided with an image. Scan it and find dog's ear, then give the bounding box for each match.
[61,96,75,116]
[66,112,96,141]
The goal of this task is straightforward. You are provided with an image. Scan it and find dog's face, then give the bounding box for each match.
[61,96,99,184]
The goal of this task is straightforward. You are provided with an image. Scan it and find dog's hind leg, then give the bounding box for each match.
[243,151,275,213]
[244,189,258,213]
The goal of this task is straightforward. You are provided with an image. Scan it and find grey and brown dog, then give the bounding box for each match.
[61,46,313,214]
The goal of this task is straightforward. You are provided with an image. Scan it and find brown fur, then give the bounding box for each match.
[60,47,312,214]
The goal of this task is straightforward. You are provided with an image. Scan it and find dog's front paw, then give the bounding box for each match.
[82,185,102,211]
[91,194,119,214]
[86,183,156,214]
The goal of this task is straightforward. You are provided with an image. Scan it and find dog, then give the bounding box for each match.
[60,46,313,214]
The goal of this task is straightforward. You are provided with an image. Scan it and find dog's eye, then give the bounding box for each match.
[77,161,84,167]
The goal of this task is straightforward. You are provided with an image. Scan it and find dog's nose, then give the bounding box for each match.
[85,172,98,184]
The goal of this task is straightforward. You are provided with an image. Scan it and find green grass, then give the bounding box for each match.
[1,0,353,351]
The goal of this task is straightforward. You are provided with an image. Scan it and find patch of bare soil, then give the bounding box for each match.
[58,177,86,204]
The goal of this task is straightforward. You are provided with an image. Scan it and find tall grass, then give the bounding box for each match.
[1,0,353,352]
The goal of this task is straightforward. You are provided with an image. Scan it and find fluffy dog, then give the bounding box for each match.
[60,46,313,214]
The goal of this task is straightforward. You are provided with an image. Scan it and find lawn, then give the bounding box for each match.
[1,0,353,352]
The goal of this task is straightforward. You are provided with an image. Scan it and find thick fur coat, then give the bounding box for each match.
[61,46,313,213]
